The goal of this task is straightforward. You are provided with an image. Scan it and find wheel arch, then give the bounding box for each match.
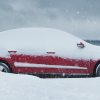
[93,60,100,76]
[0,59,12,72]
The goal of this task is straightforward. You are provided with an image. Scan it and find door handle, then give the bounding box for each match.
[46,52,55,54]
[8,51,17,55]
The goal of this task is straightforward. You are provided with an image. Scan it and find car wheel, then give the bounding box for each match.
[96,64,100,77]
[0,62,10,72]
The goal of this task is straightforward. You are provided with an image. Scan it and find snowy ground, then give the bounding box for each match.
[0,73,100,100]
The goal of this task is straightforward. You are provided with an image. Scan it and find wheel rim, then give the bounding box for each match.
[0,64,8,72]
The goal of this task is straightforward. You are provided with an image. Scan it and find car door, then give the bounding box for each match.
[10,49,89,75]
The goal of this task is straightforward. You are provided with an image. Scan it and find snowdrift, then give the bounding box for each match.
[0,73,100,100]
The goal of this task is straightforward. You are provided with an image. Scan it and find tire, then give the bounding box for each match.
[0,62,10,73]
[95,64,100,77]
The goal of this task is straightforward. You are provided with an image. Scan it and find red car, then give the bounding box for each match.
[0,28,100,77]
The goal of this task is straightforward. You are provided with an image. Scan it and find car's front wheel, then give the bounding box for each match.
[95,64,100,77]
[0,62,10,72]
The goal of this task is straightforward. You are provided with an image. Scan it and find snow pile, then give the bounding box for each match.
[0,72,100,100]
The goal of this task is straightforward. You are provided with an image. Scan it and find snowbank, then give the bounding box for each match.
[0,73,100,100]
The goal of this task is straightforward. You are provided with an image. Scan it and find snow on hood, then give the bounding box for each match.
[0,27,100,59]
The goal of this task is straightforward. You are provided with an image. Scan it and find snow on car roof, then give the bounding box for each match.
[0,27,83,50]
[1,27,100,59]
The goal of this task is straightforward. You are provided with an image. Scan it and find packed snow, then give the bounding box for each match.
[0,72,100,100]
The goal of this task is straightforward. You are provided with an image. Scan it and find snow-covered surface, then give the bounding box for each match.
[0,28,83,50]
[0,72,100,100]
[0,27,100,59]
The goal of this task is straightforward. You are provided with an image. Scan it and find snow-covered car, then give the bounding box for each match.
[0,28,100,77]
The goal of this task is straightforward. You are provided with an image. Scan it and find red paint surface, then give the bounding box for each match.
[0,53,98,75]
[10,54,90,74]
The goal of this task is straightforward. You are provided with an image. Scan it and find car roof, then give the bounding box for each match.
[0,27,84,51]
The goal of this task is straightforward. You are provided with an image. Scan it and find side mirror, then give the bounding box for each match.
[77,42,85,48]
